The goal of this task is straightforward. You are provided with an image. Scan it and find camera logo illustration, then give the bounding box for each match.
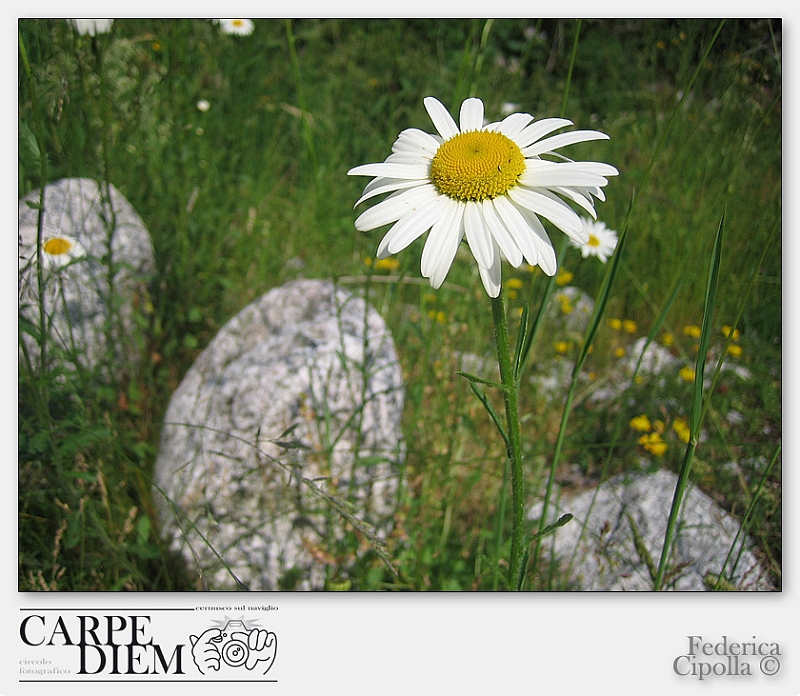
[190,619,277,676]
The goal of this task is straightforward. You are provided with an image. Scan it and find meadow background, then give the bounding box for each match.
[17,18,781,591]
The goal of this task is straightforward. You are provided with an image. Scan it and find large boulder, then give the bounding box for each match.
[18,177,155,372]
[529,469,774,590]
[154,279,405,590]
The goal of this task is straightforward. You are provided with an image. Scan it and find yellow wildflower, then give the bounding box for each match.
[726,344,743,358]
[506,277,524,290]
[683,325,702,339]
[672,418,691,444]
[638,432,667,456]
[679,366,695,382]
[375,257,400,271]
[722,325,741,341]
[661,332,674,347]
[623,319,638,334]
[556,268,574,286]
[630,415,652,432]
[614,347,626,358]
[554,341,570,355]
[608,318,622,330]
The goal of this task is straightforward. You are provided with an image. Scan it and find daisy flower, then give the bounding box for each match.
[348,96,618,297]
[67,19,114,36]
[40,235,86,270]
[215,19,255,36]
[571,218,618,263]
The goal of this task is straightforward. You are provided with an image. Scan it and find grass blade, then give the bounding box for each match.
[654,215,724,590]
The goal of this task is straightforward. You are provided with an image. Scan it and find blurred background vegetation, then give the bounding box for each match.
[18,18,780,590]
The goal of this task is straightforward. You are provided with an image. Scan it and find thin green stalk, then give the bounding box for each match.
[653,217,724,590]
[491,291,525,589]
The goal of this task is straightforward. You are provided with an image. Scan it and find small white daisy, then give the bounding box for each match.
[215,19,255,36]
[571,218,619,263]
[196,99,211,113]
[348,96,618,297]
[67,19,114,36]
[40,235,86,270]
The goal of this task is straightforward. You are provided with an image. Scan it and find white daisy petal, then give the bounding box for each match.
[384,193,451,256]
[421,199,464,287]
[355,177,426,207]
[355,184,437,231]
[392,128,442,160]
[514,117,573,148]
[489,112,535,139]
[519,161,610,189]
[464,202,496,270]
[581,161,620,177]
[477,240,502,297]
[588,185,607,202]
[480,199,523,268]
[514,207,557,275]
[347,162,430,180]
[522,130,609,158]
[507,186,585,240]
[424,96,460,140]
[535,188,594,243]
[551,185,599,219]
[490,196,540,268]
[459,97,485,132]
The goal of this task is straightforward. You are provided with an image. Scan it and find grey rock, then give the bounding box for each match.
[18,177,155,372]
[154,279,405,590]
[529,469,774,591]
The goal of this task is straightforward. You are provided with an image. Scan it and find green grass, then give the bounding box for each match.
[18,18,781,591]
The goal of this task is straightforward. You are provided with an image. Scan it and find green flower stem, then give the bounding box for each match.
[491,292,526,589]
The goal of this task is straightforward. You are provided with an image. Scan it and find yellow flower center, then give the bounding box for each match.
[430,130,525,202]
[587,234,600,247]
[43,237,73,256]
